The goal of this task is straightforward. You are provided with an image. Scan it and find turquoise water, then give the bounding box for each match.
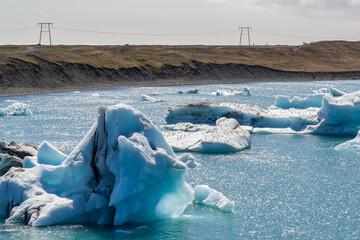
[0,80,360,239]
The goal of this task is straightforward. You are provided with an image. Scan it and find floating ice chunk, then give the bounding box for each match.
[335,131,360,152]
[166,102,318,131]
[37,141,67,166]
[140,95,163,102]
[185,89,199,94]
[211,88,250,96]
[0,102,32,116]
[274,94,324,109]
[163,118,250,153]
[313,86,346,97]
[91,93,100,97]
[274,87,346,110]
[73,91,80,94]
[305,91,360,135]
[194,185,235,213]
[0,104,196,226]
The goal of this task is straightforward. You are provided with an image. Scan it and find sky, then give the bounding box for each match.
[0,0,360,45]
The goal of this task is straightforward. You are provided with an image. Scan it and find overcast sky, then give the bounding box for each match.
[1,0,360,45]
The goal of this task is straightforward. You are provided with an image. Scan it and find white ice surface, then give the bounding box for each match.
[163,118,250,153]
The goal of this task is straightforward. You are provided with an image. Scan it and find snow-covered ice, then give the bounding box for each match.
[163,118,250,153]
[194,185,235,213]
[335,130,360,152]
[0,102,32,116]
[0,104,199,226]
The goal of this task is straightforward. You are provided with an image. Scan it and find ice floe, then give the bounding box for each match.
[0,104,233,226]
[194,185,235,213]
[274,87,345,109]
[335,131,360,152]
[166,102,318,131]
[163,118,250,153]
[178,89,199,94]
[140,95,163,102]
[0,102,32,117]
[211,87,251,97]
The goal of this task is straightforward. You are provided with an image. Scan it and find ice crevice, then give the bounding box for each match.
[0,104,233,226]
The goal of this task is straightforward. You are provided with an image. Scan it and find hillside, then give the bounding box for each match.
[1,41,360,95]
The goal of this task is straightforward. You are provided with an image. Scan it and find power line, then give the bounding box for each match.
[53,26,238,36]
[0,27,36,33]
[253,30,360,40]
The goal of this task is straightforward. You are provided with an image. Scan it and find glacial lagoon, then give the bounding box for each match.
[1,80,360,239]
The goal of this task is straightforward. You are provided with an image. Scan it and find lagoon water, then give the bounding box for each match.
[1,80,360,239]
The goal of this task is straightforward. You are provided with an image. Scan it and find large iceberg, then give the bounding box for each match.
[0,104,197,226]
[163,118,250,153]
[0,102,32,116]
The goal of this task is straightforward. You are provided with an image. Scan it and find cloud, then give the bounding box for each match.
[207,0,360,9]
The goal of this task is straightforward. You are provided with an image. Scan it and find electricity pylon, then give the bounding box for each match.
[38,23,53,45]
[239,27,252,45]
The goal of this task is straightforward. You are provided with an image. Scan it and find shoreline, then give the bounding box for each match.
[0,76,357,97]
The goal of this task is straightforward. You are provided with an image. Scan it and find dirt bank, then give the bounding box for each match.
[1,41,360,96]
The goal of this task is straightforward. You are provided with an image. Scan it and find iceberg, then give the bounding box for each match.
[304,91,360,135]
[211,87,251,97]
[0,104,196,226]
[335,131,360,152]
[140,95,163,102]
[163,118,250,153]
[194,185,235,213]
[165,102,318,131]
[274,87,345,109]
[0,102,32,116]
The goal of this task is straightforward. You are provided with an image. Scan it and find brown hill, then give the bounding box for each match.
[1,41,360,95]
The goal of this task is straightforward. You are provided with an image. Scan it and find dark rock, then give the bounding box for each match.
[0,154,23,176]
[0,139,38,176]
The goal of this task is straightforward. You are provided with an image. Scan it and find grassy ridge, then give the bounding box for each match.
[1,41,360,73]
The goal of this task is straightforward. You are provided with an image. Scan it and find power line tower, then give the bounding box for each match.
[38,23,53,45]
[238,27,252,45]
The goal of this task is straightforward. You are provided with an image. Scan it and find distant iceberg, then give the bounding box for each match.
[140,94,163,102]
[211,87,251,97]
[274,87,345,109]
[335,131,360,152]
[163,118,250,153]
[0,102,32,116]
[166,102,318,131]
[0,104,233,226]
[178,89,199,94]
[166,89,360,135]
